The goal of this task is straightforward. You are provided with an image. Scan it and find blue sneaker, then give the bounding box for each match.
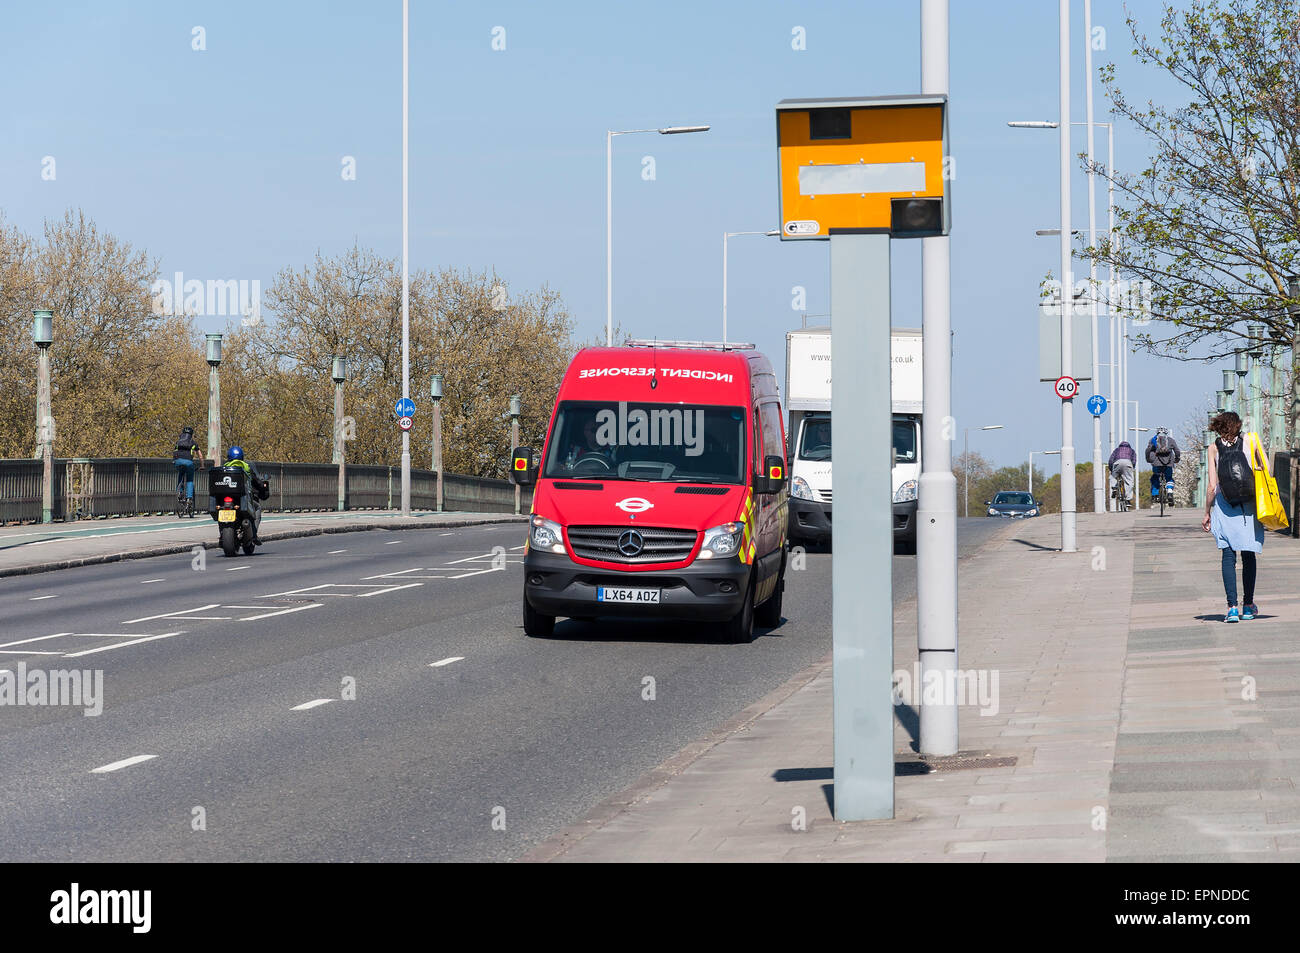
[1225,607,1240,623]
[1242,604,1257,621]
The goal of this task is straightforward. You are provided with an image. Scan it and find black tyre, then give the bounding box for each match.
[242,538,256,555]
[754,567,784,629]
[522,594,555,638]
[721,573,756,644]
[219,525,238,557]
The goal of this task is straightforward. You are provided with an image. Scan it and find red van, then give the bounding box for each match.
[511,340,789,643]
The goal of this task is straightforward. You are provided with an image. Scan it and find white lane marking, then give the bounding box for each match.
[356,583,422,597]
[140,578,165,584]
[510,545,525,551]
[240,603,322,621]
[0,632,73,649]
[327,549,347,554]
[385,540,402,545]
[444,552,495,565]
[124,604,220,624]
[159,616,231,621]
[64,632,182,657]
[428,656,464,667]
[225,566,250,572]
[0,650,62,655]
[291,698,334,711]
[29,595,58,601]
[439,533,456,536]
[447,568,504,580]
[260,584,334,597]
[363,567,425,579]
[91,755,156,774]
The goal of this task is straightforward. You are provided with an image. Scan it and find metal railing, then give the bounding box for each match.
[0,458,531,524]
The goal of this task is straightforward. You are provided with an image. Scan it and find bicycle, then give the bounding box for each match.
[174,462,198,518]
[1111,481,1130,513]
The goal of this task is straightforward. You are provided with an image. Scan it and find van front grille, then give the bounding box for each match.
[819,489,832,504]
[566,525,698,564]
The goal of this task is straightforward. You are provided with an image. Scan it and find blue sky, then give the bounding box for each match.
[3,0,1222,471]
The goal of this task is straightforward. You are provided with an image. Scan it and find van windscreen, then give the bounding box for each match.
[543,401,747,484]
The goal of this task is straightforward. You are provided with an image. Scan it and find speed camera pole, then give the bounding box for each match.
[916,0,959,757]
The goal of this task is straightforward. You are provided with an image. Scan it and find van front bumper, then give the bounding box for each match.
[523,548,749,622]
[788,497,831,542]
[893,499,918,541]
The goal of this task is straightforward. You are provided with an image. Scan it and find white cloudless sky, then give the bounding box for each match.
[3,0,1233,470]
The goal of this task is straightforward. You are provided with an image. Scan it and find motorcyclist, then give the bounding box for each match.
[1107,440,1136,506]
[215,445,268,544]
[1145,428,1181,502]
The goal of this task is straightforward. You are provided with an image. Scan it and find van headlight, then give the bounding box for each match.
[791,476,817,501]
[699,521,743,559]
[893,479,918,503]
[529,515,566,554]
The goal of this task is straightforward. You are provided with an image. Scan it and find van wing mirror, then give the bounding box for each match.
[756,454,786,494]
[510,447,535,485]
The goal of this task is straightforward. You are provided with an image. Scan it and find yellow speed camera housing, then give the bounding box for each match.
[776,94,949,240]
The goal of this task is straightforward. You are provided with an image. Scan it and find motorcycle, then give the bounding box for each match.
[208,466,268,557]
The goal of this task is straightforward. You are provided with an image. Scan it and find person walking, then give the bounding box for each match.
[1201,411,1267,622]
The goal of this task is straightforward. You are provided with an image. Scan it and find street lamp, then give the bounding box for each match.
[32,309,54,523]
[963,424,1003,517]
[1028,449,1060,496]
[430,374,444,512]
[1222,368,1236,414]
[205,333,222,466]
[1247,323,1264,436]
[723,230,779,349]
[332,355,348,512]
[606,124,710,345]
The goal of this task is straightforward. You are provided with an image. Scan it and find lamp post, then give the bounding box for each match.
[1247,324,1264,437]
[509,394,522,515]
[32,310,54,523]
[431,374,444,512]
[1131,416,1148,510]
[332,355,348,512]
[1222,368,1237,415]
[1028,448,1060,496]
[1288,275,1300,537]
[723,230,779,348]
[606,124,710,345]
[400,0,411,518]
[963,424,1003,517]
[205,333,222,466]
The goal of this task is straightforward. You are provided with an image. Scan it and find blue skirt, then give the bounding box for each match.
[1210,489,1264,552]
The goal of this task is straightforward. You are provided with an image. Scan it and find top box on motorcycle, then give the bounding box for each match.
[209,467,247,497]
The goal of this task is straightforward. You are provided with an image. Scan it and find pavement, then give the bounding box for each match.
[0,509,524,577]
[526,507,1300,862]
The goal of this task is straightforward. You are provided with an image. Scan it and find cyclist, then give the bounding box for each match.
[172,426,202,511]
[218,445,269,544]
[1145,428,1181,503]
[1107,440,1136,508]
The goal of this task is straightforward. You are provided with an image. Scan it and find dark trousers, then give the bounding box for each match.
[1221,548,1257,607]
[1150,464,1173,497]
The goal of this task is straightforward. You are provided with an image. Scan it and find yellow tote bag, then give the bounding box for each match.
[1248,432,1289,531]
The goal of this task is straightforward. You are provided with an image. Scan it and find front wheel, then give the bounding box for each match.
[219,525,238,557]
[721,573,756,644]
[754,568,784,628]
[522,594,555,638]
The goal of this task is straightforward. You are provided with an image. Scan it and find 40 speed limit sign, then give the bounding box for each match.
[1054,376,1079,400]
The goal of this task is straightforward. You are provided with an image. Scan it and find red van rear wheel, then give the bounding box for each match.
[722,573,756,644]
[523,594,555,638]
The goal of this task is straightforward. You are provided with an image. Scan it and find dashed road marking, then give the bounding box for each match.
[328,549,347,554]
[291,698,334,711]
[65,632,182,657]
[140,578,165,584]
[225,566,250,572]
[91,755,156,774]
[239,603,322,621]
[429,656,464,668]
[29,595,57,601]
[385,540,402,545]
[125,604,220,625]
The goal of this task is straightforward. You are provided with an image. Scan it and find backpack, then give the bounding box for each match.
[1217,435,1254,506]
[1156,432,1171,455]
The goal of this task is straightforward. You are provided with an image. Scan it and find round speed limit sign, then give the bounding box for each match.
[1054,376,1079,400]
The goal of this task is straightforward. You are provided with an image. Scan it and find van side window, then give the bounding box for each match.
[760,402,785,467]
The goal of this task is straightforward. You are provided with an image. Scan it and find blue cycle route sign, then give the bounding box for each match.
[1086,395,1107,417]
[394,397,416,418]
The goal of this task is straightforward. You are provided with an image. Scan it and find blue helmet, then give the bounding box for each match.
[226,446,244,461]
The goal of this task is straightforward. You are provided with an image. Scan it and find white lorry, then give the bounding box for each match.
[785,326,923,552]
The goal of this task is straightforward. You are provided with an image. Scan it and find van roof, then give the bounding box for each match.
[559,346,763,404]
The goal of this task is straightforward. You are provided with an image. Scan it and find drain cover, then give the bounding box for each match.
[895,751,1018,775]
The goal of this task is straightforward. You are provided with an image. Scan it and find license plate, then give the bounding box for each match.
[597,587,661,604]
[218,509,236,523]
